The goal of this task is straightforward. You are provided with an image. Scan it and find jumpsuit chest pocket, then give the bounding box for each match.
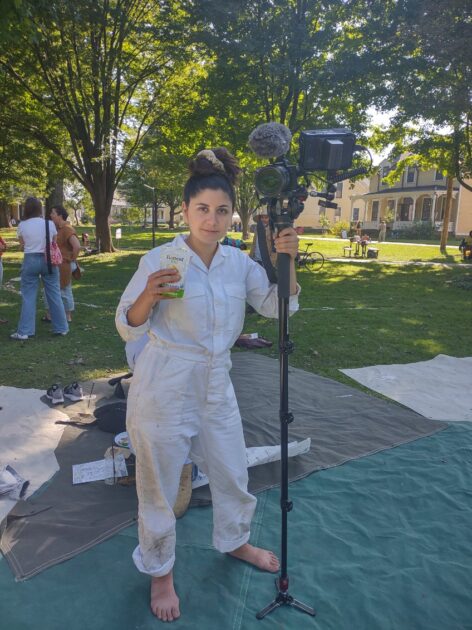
[166,281,208,335]
[224,282,246,333]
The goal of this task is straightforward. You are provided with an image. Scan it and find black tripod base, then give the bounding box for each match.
[256,579,316,620]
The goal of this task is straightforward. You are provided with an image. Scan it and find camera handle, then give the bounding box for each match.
[256,244,316,621]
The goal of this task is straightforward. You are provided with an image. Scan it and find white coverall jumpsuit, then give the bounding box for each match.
[115,234,299,577]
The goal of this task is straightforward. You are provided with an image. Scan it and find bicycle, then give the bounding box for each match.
[296,243,325,272]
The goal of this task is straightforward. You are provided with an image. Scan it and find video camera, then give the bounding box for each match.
[248,124,371,230]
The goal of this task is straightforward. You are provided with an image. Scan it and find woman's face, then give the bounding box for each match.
[50,209,60,225]
[183,188,232,246]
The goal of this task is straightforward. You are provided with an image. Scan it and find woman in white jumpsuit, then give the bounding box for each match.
[115,148,300,622]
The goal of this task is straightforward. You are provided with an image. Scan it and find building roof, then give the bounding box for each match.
[362,185,460,197]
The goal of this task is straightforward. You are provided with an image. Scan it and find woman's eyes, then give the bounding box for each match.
[196,207,229,214]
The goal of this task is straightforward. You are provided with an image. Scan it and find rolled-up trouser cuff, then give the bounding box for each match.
[213,530,251,554]
[132,545,175,578]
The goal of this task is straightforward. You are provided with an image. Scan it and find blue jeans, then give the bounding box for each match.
[17,253,69,336]
[60,283,74,312]
[42,282,75,314]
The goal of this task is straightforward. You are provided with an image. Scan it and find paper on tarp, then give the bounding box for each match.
[192,438,311,489]
[72,455,128,484]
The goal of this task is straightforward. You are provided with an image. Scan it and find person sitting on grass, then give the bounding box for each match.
[459,230,472,260]
[116,147,300,622]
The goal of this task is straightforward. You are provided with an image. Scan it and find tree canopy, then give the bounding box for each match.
[0,0,202,250]
[0,0,469,248]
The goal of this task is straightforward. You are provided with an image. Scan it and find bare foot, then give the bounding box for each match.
[150,572,180,622]
[228,543,280,573]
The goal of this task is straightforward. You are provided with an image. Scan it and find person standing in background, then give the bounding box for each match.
[378,220,387,242]
[43,205,81,323]
[10,196,68,340]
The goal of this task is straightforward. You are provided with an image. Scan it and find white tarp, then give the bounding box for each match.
[341,354,472,422]
[0,386,67,523]
[192,438,312,489]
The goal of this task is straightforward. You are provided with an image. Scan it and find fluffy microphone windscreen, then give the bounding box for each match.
[248,122,292,158]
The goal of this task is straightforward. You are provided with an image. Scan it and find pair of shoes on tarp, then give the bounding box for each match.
[46,382,84,405]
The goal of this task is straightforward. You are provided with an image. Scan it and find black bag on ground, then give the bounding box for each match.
[93,402,127,433]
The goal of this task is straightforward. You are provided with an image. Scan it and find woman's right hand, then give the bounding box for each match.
[144,268,181,305]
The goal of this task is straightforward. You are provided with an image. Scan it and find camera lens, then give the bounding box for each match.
[254,165,290,196]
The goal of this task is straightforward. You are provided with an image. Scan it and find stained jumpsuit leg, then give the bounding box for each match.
[126,346,204,577]
[190,364,257,553]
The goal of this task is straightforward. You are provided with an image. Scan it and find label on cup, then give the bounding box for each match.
[159,246,190,297]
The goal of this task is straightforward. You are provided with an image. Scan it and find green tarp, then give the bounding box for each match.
[2,423,471,630]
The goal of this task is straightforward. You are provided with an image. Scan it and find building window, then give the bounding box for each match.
[398,197,413,221]
[335,182,343,198]
[406,166,416,183]
[319,207,326,216]
[387,199,395,211]
[382,166,390,177]
[436,197,445,220]
[352,207,359,221]
[435,170,444,180]
[371,201,379,222]
[421,198,432,221]
[335,206,341,217]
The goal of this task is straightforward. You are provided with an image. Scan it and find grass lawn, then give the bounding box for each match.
[298,235,465,264]
[1,225,471,390]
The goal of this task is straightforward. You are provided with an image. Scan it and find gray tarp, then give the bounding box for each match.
[1,353,446,580]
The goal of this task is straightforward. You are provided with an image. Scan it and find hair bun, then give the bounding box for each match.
[189,147,241,185]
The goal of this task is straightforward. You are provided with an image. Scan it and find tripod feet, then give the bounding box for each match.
[256,578,316,620]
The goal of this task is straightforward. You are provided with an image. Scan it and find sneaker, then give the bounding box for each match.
[64,382,84,402]
[46,384,64,405]
[10,332,29,340]
[52,331,68,336]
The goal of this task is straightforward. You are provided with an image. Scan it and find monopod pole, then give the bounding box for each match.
[256,251,316,620]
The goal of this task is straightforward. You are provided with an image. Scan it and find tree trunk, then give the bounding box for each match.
[238,207,251,240]
[168,205,182,230]
[439,176,454,254]
[241,214,250,240]
[90,184,115,253]
[0,199,10,227]
[45,179,64,217]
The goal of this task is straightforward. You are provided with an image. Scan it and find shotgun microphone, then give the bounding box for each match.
[248,122,292,159]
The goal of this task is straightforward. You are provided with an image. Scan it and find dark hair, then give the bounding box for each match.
[183,147,241,207]
[51,205,69,221]
[23,197,43,220]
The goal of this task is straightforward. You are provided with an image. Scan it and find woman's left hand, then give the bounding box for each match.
[274,227,299,259]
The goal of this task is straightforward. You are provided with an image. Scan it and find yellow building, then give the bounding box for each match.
[350,159,472,237]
